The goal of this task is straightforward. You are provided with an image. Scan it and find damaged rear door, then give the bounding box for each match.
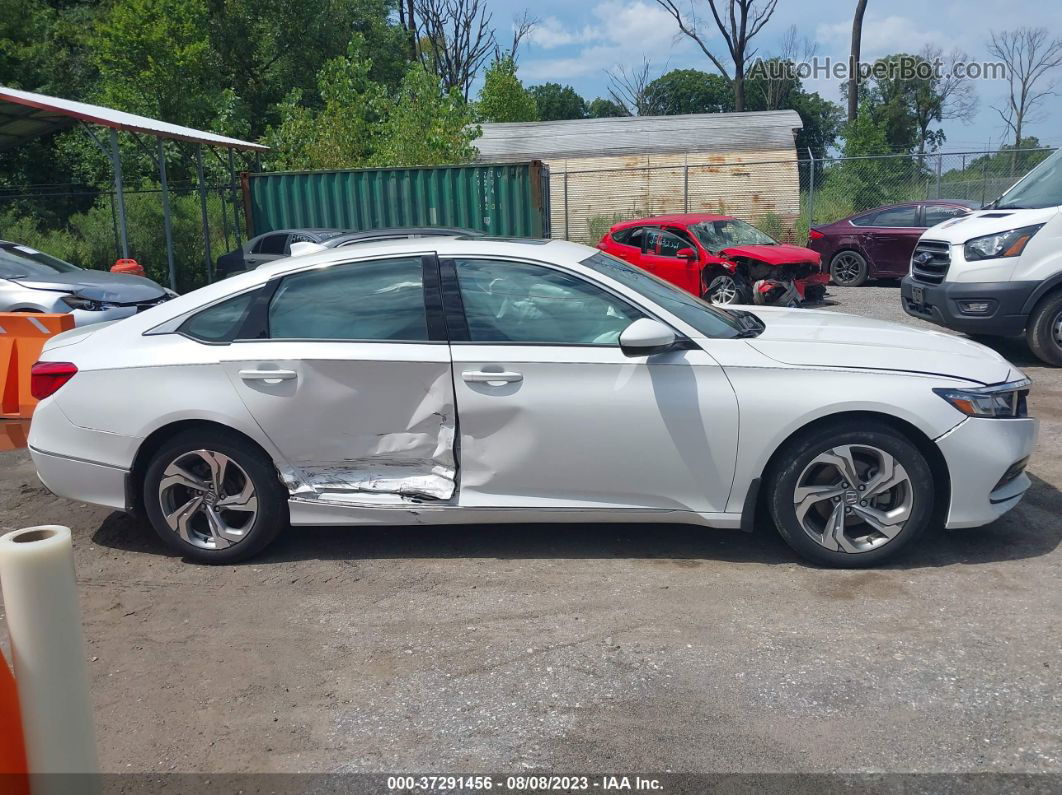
[219,253,457,503]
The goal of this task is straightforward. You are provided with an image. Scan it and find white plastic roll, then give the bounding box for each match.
[0,526,98,775]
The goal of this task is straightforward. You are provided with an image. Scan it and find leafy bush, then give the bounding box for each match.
[585,212,633,244]
[0,190,237,293]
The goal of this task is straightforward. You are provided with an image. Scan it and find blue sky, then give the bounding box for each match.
[485,0,1062,152]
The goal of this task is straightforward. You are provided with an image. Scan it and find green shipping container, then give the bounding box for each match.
[243,161,550,238]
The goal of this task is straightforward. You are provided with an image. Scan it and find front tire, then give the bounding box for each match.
[1026,290,1062,366]
[766,421,935,567]
[705,273,751,305]
[830,251,869,287]
[142,429,289,563]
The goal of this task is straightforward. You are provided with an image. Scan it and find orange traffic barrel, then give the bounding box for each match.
[0,313,75,419]
[0,647,29,792]
[110,258,144,277]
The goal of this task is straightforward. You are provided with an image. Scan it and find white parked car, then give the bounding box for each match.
[27,238,1037,566]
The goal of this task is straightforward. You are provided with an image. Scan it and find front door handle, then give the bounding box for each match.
[462,370,523,384]
[239,368,297,383]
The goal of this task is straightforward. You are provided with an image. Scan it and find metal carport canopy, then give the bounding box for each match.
[0,85,267,152]
[0,85,267,290]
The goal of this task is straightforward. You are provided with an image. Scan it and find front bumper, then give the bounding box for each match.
[68,305,138,327]
[936,416,1038,529]
[900,277,1037,336]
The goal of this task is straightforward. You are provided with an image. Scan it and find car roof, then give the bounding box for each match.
[324,227,483,246]
[255,236,588,279]
[611,213,734,230]
[252,228,343,238]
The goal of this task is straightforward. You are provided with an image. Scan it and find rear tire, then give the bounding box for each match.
[830,251,869,287]
[142,429,289,564]
[766,420,935,568]
[1025,290,1062,366]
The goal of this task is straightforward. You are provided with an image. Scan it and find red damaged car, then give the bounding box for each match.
[597,213,827,306]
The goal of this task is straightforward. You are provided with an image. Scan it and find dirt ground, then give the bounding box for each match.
[0,284,1060,775]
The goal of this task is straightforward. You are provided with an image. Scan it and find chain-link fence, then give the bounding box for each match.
[0,178,248,294]
[554,148,1056,245]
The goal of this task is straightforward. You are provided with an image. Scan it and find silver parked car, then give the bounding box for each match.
[0,241,172,326]
[215,229,343,278]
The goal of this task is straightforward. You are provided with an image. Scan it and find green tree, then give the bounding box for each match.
[93,0,219,126]
[587,97,628,118]
[529,83,587,120]
[644,69,732,115]
[374,66,480,166]
[264,36,387,170]
[206,0,406,136]
[476,57,537,123]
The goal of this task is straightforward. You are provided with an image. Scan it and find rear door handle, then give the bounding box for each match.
[239,368,297,383]
[462,370,523,384]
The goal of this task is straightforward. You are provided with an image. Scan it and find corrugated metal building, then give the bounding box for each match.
[475,110,803,243]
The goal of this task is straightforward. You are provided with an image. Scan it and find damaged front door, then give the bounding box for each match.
[219,254,456,503]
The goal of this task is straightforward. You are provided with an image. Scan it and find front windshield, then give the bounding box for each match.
[690,219,777,252]
[581,251,747,339]
[995,149,1062,210]
[0,244,81,278]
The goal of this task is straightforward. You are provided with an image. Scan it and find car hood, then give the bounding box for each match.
[920,206,1060,240]
[719,243,820,265]
[743,307,1019,385]
[10,269,167,303]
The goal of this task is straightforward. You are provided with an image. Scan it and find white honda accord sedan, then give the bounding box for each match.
[27,238,1037,567]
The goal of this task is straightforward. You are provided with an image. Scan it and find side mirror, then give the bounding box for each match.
[619,318,679,357]
[676,247,696,260]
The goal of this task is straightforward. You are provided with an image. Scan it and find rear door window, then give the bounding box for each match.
[267,256,429,341]
[871,206,919,227]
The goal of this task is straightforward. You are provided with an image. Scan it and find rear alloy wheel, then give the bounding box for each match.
[830,251,869,287]
[706,273,751,305]
[1026,290,1062,366]
[767,422,934,567]
[143,429,288,563]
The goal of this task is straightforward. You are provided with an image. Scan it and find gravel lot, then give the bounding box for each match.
[1,283,1059,776]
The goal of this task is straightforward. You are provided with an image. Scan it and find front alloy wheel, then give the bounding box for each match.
[793,445,912,553]
[767,421,934,567]
[706,273,750,305]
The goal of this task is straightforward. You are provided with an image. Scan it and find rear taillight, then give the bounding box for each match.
[808,229,825,241]
[30,361,78,400]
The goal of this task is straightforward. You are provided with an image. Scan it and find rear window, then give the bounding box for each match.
[180,291,256,342]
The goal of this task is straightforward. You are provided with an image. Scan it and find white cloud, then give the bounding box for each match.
[522,1,698,81]
[525,17,599,50]
[816,15,937,58]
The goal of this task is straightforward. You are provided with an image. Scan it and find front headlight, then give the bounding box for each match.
[964,224,1043,261]
[60,294,103,311]
[934,378,1031,418]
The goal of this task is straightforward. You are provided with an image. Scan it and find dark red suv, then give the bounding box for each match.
[808,200,979,286]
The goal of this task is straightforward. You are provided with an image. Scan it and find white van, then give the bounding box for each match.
[901,149,1062,364]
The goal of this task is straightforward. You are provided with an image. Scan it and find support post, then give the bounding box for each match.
[228,149,243,247]
[196,146,214,284]
[157,139,177,291]
[109,129,129,259]
[806,148,816,229]
[563,172,569,240]
[683,164,689,212]
[935,153,943,199]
